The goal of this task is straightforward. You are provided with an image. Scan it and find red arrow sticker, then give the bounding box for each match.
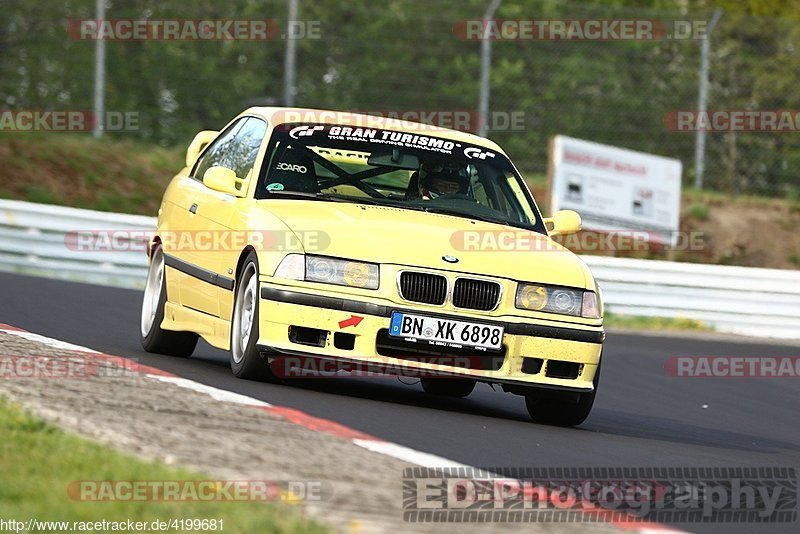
[338,315,363,329]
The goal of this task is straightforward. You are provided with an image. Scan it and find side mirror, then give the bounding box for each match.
[544,210,582,236]
[185,130,219,168]
[202,167,244,196]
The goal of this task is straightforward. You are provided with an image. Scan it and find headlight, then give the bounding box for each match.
[515,283,599,318]
[274,254,379,290]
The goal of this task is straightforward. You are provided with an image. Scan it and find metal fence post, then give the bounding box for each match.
[92,0,106,138]
[283,0,298,106]
[478,0,502,137]
[693,8,723,189]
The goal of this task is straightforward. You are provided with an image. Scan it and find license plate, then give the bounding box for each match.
[389,312,504,352]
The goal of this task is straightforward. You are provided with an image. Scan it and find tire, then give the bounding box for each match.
[525,357,601,427]
[140,245,198,357]
[230,252,278,382]
[420,378,476,398]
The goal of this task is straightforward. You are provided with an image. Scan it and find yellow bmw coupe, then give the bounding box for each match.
[140,107,604,425]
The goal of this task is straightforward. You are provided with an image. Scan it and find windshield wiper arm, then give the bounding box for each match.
[420,206,506,225]
[263,191,385,205]
[420,206,534,230]
[262,191,338,201]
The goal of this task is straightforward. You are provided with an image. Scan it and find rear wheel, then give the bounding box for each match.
[525,358,601,426]
[230,252,278,382]
[420,378,476,398]
[140,245,198,357]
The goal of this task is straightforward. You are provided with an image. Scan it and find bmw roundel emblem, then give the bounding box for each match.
[442,255,459,264]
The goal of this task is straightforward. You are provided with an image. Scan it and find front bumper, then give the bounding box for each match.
[257,283,604,393]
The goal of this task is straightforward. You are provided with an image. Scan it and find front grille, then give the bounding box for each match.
[399,271,447,305]
[452,278,501,311]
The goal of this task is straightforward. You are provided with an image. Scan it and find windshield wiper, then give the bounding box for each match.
[263,191,368,203]
[418,206,508,225]
[262,191,331,200]
[262,191,384,205]
[420,206,535,230]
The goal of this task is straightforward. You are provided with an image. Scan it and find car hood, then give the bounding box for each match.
[260,201,592,289]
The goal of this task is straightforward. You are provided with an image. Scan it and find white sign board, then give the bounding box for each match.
[549,135,682,245]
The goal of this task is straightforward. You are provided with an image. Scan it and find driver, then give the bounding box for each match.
[419,166,471,200]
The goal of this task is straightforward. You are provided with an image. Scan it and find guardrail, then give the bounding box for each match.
[2,198,798,339]
[0,199,153,290]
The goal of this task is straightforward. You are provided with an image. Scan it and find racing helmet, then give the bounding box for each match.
[419,165,470,199]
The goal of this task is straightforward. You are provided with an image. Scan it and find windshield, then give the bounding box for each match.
[255,123,546,233]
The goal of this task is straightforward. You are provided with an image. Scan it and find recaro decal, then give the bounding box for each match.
[276,162,307,173]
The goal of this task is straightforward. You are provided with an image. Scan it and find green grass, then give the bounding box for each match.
[0,397,328,534]
[0,132,184,216]
[23,184,56,204]
[682,186,787,207]
[687,202,710,221]
[522,172,548,187]
[604,312,712,332]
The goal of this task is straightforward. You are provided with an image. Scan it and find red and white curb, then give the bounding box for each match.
[0,322,685,533]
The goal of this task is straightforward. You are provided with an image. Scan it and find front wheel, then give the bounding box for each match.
[140,245,198,357]
[230,252,278,382]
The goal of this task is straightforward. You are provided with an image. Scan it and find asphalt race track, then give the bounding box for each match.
[1,271,798,534]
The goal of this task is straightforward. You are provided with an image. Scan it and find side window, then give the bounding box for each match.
[192,119,245,180]
[225,118,268,180]
[192,117,267,181]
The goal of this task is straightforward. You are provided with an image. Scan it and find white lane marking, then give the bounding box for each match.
[148,375,272,408]
[0,328,99,353]
[353,439,470,468]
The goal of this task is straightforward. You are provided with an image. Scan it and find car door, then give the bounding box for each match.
[166,118,246,316]
[180,116,268,318]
